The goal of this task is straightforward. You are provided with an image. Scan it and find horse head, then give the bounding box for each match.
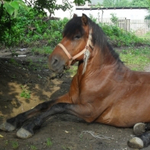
[48,14,93,73]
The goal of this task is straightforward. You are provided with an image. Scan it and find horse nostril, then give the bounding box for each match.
[52,57,59,66]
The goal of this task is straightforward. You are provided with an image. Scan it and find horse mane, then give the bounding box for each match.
[63,16,122,63]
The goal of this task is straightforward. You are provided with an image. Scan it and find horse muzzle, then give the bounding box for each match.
[48,55,66,73]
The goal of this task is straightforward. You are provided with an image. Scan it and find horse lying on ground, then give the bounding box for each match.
[1,14,150,149]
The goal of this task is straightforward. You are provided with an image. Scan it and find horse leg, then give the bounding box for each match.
[0,100,56,132]
[128,122,150,149]
[0,94,71,132]
[16,103,94,139]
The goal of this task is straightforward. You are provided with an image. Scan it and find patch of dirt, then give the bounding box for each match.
[0,48,149,150]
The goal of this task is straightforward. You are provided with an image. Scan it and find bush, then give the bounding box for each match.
[0,9,148,48]
[100,24,144,47]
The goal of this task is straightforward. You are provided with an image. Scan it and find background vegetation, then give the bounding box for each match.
[0,0,150,50]
[102,0,149,7]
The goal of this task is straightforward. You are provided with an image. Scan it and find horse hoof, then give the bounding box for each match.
[0,122,16,131]
[128,137,144,149]
[133,122,145,136]
[16,127,33,139]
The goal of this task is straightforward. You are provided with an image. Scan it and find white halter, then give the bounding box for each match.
[57,29,93,74]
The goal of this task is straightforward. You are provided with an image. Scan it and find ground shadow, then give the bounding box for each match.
[0,50,73,120]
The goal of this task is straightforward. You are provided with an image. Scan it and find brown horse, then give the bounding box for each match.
[0,14,150,149]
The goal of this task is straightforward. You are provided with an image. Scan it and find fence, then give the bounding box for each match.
[102,18,150,35]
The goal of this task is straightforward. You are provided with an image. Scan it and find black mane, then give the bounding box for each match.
[63,16,122,63]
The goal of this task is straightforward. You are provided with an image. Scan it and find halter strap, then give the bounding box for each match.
[58,43,72,60]
[57,29,93,66]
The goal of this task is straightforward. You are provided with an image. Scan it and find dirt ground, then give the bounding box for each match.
[0,48,150,150]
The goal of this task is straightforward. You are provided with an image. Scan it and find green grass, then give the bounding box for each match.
[140,31,150,41]
[31,46,53,55]
[117,47,150,71]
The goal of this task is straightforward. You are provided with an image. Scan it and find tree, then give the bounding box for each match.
[115,0,130,7]
[0,0,28,17]
[103,0,149,7]
[103,0,130,7]
[103,0,116,7]
[131,0,148,7]
[130,0,148,7]
[0,0,90,46]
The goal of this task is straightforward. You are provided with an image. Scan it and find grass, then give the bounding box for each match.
[31,46,53,55]
[117,46,150,71]
[140,31,150,41]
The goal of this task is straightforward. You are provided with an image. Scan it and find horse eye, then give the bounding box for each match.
[74,34,81,39]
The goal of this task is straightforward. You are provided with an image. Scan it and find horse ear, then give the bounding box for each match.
[81,14,88,26]
[73,14,78,18]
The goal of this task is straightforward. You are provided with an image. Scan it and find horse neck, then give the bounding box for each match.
[91,45,122,69]
[77,44,127,78]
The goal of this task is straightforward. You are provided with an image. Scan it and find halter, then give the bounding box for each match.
[57,29,93,71]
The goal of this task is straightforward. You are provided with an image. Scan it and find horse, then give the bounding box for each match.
[0,14,150,149]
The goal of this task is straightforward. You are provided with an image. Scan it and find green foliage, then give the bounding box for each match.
[102,0,148,7]
[24,0,72,17]
[110,13,118,25]
[0,8,149,48]
[130,0,148,7]
[74,0,90,5]
[1,0,28,17]
[101,23,145,47]
[0,7,69,47]
[103,0,130,7]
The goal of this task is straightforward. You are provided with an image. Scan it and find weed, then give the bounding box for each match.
[11,141,19,149]
[30,145,37,150]
[20,85,31,99]
[5,140,9,145]
[46,138,53,147]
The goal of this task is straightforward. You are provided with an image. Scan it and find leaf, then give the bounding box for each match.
[4,2,15,16]
[10,1,19,10]
[15,0,29,11]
